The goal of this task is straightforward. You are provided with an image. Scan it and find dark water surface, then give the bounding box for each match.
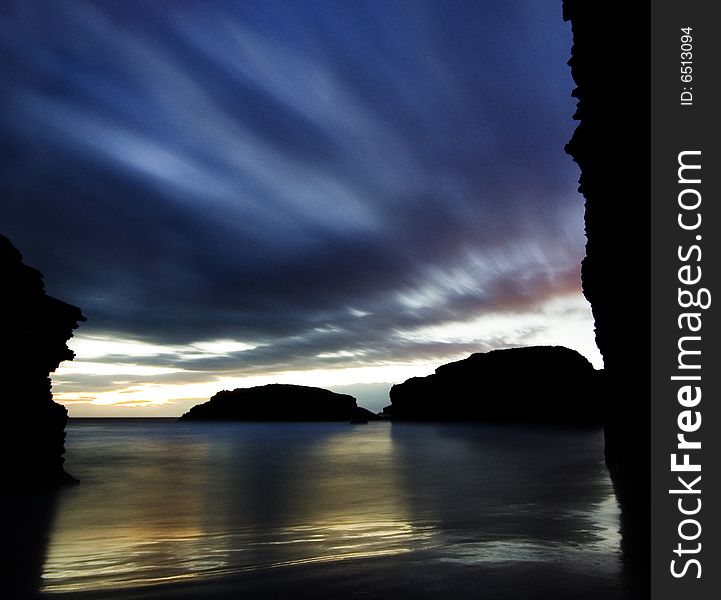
[38,420,626,598]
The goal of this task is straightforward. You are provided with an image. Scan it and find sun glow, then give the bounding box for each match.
[53,292,601,416]
[395,294,603,369]
[53,363,439,412]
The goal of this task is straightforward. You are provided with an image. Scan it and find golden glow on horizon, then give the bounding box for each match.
[53,362,440,408]
[52,292,602,416]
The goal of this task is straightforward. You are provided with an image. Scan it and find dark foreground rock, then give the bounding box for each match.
[0,234,85,486]
[386,346,602,424]
[564,0,649,588]
[179,384,377,422]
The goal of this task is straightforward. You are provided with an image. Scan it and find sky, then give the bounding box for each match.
[0,0,601,416]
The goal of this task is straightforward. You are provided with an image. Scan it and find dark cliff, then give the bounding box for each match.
[386,346,602,424]
[0,234,85,486]
[563,0,649,578]
[179,384,376,422]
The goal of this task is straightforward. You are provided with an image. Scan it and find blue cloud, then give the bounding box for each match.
[1,0,587,374]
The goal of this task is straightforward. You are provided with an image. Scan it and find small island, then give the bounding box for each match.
[386,346,604,425]
[179,383,378,423]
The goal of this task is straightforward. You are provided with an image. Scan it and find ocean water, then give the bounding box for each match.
[39,420,625,598]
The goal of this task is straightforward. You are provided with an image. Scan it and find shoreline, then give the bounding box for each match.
[39,550,629,600]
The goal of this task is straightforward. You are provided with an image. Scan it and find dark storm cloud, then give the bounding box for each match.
[1,1,585,377]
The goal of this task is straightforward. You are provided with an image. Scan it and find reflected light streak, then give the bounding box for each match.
[41,424,439,593]
[435,493,621,571]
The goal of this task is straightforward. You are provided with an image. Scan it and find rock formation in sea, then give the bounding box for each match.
[385,346,602,424]
[179,384,377,422]
[0,234,85,486]
[563,0,649,579]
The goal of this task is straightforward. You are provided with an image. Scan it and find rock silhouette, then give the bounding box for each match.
[564,0,649,582]
[1,489,60,596]
[0,234,85,486]
[386,346,602,424]
[179,384,377,422]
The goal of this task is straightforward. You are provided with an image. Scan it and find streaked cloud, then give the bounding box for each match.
[1,1,593,415]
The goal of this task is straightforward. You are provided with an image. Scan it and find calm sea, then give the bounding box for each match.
[39,420,626,598]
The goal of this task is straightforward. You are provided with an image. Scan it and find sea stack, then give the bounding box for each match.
[179,384,376,422]
[0,234,85,486]
[386,346,602,424]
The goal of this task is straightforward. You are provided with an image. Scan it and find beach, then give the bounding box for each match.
[11,420,632,599]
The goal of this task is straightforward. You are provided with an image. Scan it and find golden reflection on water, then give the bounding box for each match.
[41,423,439,593]
[41,423,621,594]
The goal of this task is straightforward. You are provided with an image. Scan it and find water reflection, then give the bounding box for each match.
[389,424,621,563]
[40,420,622,595]
[42,422,439,593]
[392,424,622,586]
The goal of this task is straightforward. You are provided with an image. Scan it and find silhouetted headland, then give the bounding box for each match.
[0,234,85,486]
[179,383,378,422]
[385,346,603,424]
[564,0,649,587]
